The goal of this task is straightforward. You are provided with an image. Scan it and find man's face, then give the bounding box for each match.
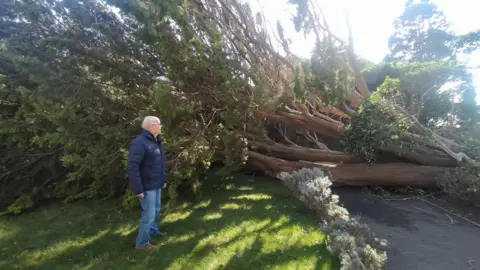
[148,121,162,135]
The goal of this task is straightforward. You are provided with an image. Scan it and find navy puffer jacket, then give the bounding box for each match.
[127,129,167,195]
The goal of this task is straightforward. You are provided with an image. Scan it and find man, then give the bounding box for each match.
[127,116,168,250]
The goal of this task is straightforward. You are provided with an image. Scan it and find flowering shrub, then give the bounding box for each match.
[278,168,387,270]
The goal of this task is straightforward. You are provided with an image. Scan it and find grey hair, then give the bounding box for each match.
[141,116,161,129]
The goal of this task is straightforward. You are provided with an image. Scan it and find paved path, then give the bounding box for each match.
[335,188,480,270]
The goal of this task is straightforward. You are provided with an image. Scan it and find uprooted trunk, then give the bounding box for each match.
[248,151,451,188]
[327,163,451,187]
[380,144,458,167]
[151,0,474,190]
[249,141,361,164]
[246,96,462,187]
[254,100,460,165]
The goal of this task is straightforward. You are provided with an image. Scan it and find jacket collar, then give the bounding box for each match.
[141,129,162,142]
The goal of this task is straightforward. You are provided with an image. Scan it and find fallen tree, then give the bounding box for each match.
[142,0,473,189]
[249,152,451,187]
[1,0,480,213]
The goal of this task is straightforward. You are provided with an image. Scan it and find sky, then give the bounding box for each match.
[248,0,480,101]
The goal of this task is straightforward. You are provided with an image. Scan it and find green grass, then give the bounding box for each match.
[0,174,338,270]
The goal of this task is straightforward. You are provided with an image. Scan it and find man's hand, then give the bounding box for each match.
[136,193,144,198]
[163,183,167,189]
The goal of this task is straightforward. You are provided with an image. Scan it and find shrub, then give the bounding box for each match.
[439,166,480,201]
[278,168,387,270]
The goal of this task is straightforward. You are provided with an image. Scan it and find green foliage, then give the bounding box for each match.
[387,0,454,62]
[110,0,261,209]
[363,60,479,129]
[440,166,480,200]
[0,0,164,212]
[288,0,310,34]
[456,128,480,161]
[292,65,304,100]
[305,43,353,106]
[0,0,263,213]
[455,30,480,54]
[343,77,406,164]
[385,0,479,130]
[121,188,140,210]
[342,100,390,165]
[388,0,479,61]
[5,195,34,215]
[397,61,455,126]
[439,127,480,199]
[287,45,355,106]
[287,0,355,106]
[362,63,401,91]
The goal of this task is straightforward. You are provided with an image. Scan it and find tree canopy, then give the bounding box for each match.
[379,0,480,129]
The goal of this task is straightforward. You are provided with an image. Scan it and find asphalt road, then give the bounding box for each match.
[335,188,480,270]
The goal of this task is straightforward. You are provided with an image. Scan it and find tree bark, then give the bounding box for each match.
[380,144,457,167]
[248,151,451,188]
[327,163,451,187]
[249,141,361,164]
[254,110,344,140]
[255,107,459,168]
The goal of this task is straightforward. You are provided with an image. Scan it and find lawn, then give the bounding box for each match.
[0,174,338,270]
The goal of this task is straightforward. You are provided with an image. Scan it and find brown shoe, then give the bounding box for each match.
[134,240,157,246]
[151,231,168,237]
[135,243,157,250]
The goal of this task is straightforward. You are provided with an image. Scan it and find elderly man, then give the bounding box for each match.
[127,116,168,250]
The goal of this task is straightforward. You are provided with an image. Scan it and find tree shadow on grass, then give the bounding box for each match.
[0,175,339,270]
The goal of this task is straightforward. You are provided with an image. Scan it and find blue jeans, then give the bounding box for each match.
[136,188,162,247]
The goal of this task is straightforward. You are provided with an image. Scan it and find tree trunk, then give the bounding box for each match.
[245,97,464,188]
[249,141,361,164]
[327,163,450,187]
[254,101,460,167]
[248,151,450,188]
[254,110,344,140]
[380,144,457,167]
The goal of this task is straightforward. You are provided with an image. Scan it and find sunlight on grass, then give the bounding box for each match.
[158,233,197,245]
[230,193,272,200]
[0,174,338,270]
[171,202,191,211]
[220,202,251,210]
[268,254,331,270]
[199,219,271,247]
[22,230,109,268]
[203,212,222,220]
[166,216,332,270]
[113,224,137,236]
[193,200,211,209]
[170,234,259,270]
[162,209,192,223]
[224,184,254,191]
[261,224,324,253]
[167,220,264,270]
[0,221,17,241]
[267,215,290,230]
